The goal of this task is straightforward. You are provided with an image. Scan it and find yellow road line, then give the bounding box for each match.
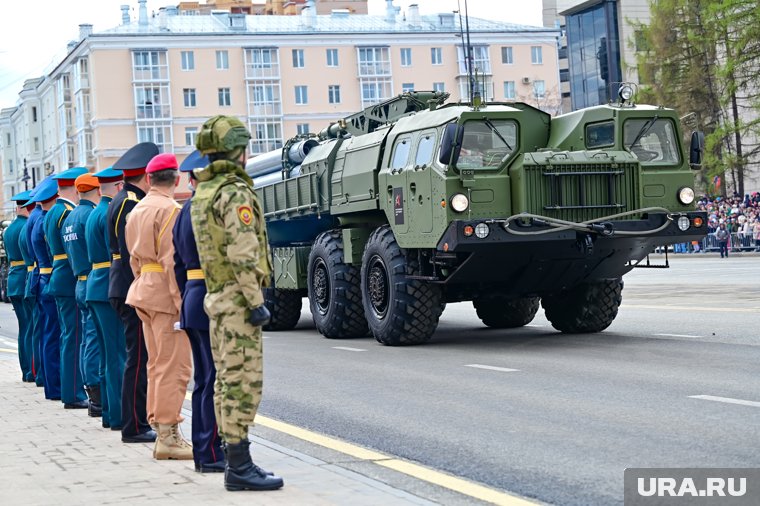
[183,390,537,505]
[0,348,18,354]
[623,304,759,313]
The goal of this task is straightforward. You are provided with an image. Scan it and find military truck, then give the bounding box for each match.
[247,88,707,345]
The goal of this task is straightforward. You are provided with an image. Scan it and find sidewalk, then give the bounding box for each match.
[0,355,436,506]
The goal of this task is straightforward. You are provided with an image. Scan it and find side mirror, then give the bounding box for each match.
[439,123,463,165]
[689,131,704,169]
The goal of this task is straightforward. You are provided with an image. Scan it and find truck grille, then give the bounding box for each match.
[523,162,640,222]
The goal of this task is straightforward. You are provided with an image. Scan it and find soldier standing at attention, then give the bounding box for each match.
[108,142,157,444]
[29,177,64,402]
[192,116,283,491]
[45,167,89,410]
[125,152,192,460]
[24,189,45,388]
[18,195,40,383]
[63,173,105,420]
[173,150,225,473]
[5,190,33,381]
[87,167,127,431]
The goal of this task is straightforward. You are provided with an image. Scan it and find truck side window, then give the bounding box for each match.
[585,121,615,149]
[415,134,435,167]
[391,138,411,170]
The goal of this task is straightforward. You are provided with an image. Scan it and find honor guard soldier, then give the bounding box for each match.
[22,188,44,386]
[6,190,33,381]
[87,167,127,431]
[193,116,283,491]
[29,177,63,401]
[108,142,157,444]
[63,172,105,419]
[173,150,225,473]
[125,152,192,460]
[46,168,89,409]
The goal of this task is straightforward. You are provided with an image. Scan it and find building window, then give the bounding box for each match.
[183,88,196,107]
[357,47,390,76]
[501,46,513,64]
[33,137,39,153]
[32,107,38,122]
[135,85,170,119]
[181,50,195,70]
[218,87,231,106]
[433,82,445,92]
[297,123,310,135]
[292,49,304,68]
[250,120,282,154]
[431,47,442,65]
[185,127,197,146]
[504,81,516,99]
[245,48,280,79]
[132,50,169,81]
[458,45,491,75]
[402,83,414,93]
[248,83,282,116]
[216,50,229,70]
[400,48,412,67]
[326,48,338,67]
[328,85,341,104]
[137,124,172,153]
[533,80,545,99]
[295,85,308,105]
[531,46,543,64]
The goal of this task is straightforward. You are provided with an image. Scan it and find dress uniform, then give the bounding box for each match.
[173,151,225,472]
[45,167,88,409]
[193,115,283,491]
[87,167,127,430]
[6,190,33,381]
[29,177,62,401]
[108,142,157,443]
[22,193,44,386]
[62,172,104,419]
[125,152,192,460]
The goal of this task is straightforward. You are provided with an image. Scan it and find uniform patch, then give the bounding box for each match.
[238,206,253,225]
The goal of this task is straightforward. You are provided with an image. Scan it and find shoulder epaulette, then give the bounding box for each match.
[127,191,139,202]
[64,204,74,211]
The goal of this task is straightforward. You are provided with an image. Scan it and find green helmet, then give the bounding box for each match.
[196,115,251,155]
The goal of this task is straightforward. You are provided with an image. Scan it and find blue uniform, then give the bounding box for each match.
[173,198,223,467]
[31,209,61,400]
[44,197,86,405]
[18,218,38,383]
[25,206,45,386]
[4,215,32,380]
[63,198,102,410]
[86,195,126,428]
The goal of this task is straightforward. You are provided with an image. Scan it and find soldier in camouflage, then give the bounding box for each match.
[192,115,283,491]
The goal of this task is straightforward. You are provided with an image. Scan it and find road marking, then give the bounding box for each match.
[624,304,759,313]
[332,346,366,352]
[689,395,760,408]
[465,364,520,373]
[181,391,536,505]
[0,348,18,354]
[654,333,703,339]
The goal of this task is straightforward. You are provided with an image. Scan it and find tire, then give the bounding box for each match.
[263,288,303,331]
[473,296,540,328]
[541,279,624,333]
[360,226,443,346]
[307,230,368,338]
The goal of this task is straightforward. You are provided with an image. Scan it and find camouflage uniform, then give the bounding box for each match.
[191,159,272,442]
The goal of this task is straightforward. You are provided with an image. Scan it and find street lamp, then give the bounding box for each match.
[21,158,30,191]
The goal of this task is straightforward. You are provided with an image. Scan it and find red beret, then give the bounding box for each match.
[146,153,179,174]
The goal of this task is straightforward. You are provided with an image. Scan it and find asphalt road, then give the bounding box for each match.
[257,254,760,505]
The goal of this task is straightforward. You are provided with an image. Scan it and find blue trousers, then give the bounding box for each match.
[10,296,32,380]
[38,276,61,400]
[26,295,44,385]
[89,301,126,429]
[56,296,86,404]
[186,327,224,466]
[76,281,101,388]
[22,298,36,382]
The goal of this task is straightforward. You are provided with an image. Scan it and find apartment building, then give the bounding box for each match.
[1,0,559,212]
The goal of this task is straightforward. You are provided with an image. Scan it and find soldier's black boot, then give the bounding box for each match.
[85,385,103,418]
[223,440,283,491]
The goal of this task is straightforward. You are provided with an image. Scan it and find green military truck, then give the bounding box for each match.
[247,88,707,345]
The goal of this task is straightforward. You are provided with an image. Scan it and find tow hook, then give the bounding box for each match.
[578,234,594,255]
[587,222,614,236]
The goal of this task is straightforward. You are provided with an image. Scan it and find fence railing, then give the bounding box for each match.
[662,232,759,253]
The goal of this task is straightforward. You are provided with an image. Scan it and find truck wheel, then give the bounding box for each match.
[307,230,368,338]
[361,226,443,346]
[263,288,303,331]
[541,279,624,333]
[473,296,539,328]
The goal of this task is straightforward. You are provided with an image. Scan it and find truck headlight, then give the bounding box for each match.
[678,187,695,205]
[474,223,490,238]
[677,216,690,231]
[450,193,469,213]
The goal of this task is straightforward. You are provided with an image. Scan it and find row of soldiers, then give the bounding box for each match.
[4,116,282,491]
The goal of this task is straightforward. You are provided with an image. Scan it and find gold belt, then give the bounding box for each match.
[140,263,164,274]
[27,266,35,272]
[10,260,25,267]
[92,261,111,270]
[53,254,68,261]
[112,254,122,261]
[39,267,53,275]
[187,269,205,280]
[77,275,87,281]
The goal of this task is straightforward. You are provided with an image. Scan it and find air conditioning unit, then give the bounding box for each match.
[521,77,531,85]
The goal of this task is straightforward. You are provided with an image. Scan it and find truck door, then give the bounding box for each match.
[387,135,411,235]
[406,131,436,235]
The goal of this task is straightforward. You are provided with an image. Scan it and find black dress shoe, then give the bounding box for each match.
[110,426,123,432]
[64,400,88,409]
[122,429,157,443]
[102,419,110,429]
[195,460,226,473]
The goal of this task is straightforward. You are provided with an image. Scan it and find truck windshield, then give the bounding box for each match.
[457,119,517,168]
[623,118,681,165]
